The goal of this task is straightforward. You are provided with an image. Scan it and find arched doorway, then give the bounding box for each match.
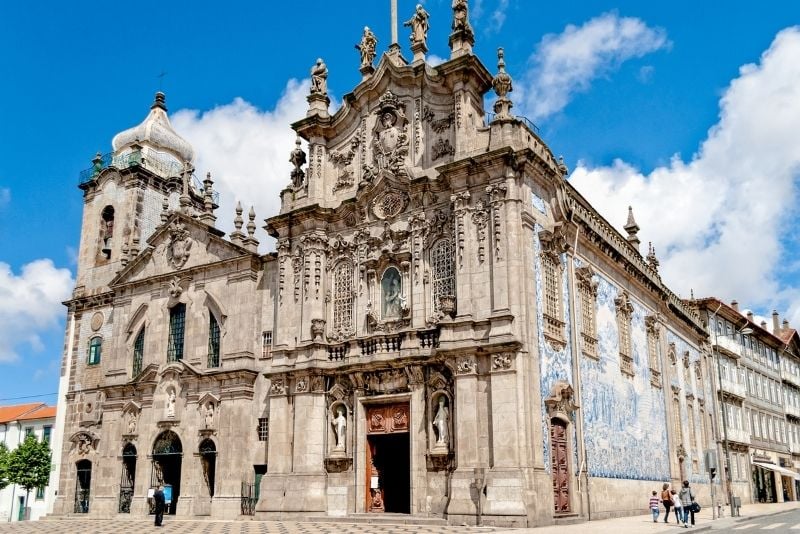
[550,418,571,514]
[199,439,216,497]
[74,460,92,513]
[118,443,137,513]
[151,430,182,514]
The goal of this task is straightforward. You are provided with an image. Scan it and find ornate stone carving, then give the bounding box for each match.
[168,276,183,298]
[70,431,99,456]
[166,221,193,269]
[667,342,677,365]
[694,360,703,381]
[330,135,360,192]
[438,295,456,318]
[456,356,477,374]
[366,403,409,433]
[311,319,326,342]
[492,353,513,370]
[363,368,409,395]
[451,191,470,267]
[487,183,507,260]
[422,106,455,134]
[544,381,579,420]
[432,138,455,161]
[372,191,407,220]
[492,47,514,121]
[472,200,489,263]
[364,91,409,181]
[269,377,286,396]
[90,312,104,332]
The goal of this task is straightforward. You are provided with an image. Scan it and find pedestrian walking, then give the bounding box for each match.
[649,490,661,522]
[661,483,673,523]
[153,485,166,527]
[678,480,697,528]
[671,488,683,525]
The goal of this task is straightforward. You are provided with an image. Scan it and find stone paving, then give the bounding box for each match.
[0,519,500,534]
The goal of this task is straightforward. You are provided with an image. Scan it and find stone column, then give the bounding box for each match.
[446,355,481,521]
[255,377,291,516]
[285,375,327,513]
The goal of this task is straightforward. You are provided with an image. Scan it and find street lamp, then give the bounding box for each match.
[714,319,753,517]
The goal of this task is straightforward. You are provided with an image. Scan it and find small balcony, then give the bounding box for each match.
[725,427,751,445]
[782,369,800,389]
[786,403,800,419]
[717,377,747,399]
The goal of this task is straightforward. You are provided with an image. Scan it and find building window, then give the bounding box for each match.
[25,427,34,438]
[615,290,634,376]
[332,262,354,335]
[36,487,45,500]
[645,315,661,387]
[257,417,269,441]
[431,239,455,312]
[167,303,186,362]
[261,331,273,359]
[99,205,114,261]
[87,337,102,365]
[132,327,145,377]
[540,244,565,348]
[576,266,598,358]
[43,425,52,443]
[672,396,683,450]
[208,313,220,368]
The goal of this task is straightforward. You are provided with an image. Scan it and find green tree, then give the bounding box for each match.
[0,442,9,490]
[7,434,52,519]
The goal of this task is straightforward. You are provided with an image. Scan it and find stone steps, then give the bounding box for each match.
[304,513,449,526]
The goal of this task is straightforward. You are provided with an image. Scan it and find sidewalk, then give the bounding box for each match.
[507,501,800,533]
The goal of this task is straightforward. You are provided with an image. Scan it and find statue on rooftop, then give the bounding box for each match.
[404,4,430,49]
[356,26,378,69]
[289,138,306,188]
[452,0,473,35]
[310,58,328,96]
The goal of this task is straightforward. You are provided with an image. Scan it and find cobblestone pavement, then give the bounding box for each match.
[0,519,500,534]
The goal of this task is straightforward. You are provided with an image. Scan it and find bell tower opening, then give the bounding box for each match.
[100,205,114,260]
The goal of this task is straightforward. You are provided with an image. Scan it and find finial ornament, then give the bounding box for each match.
[231,201,245,246]
[199,172,217,226]
[289,138,307,188]
[404,4,430,61]
[244,205,259,252]
[491,48,514,121]
[449,0,474,58]
[356,27,378,77]
[646,242,660,271]
[624,205,641,252]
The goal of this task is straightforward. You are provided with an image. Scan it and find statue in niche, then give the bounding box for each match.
[127,411,138,434]
[356,26,377,68]
[310,58,328,95]
[404,4,430,47]
[332,405,347,452]
[289,138,306,188]
[204,403,214,428]
[433,395,449,447]
[166,390,176,419]
[382,267,402,319]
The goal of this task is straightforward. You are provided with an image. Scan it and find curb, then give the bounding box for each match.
[733,507,800,523]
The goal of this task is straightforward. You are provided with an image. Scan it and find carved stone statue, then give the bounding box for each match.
[433,396,449,447]
[289,138,306,188]
[332,405,347,452]
[382,269,402,318]
[204,403,214,428]
[404,4,430,49]
[356,26,378,69]
[166,390,176,419]
[127,411,137,434]
[310,58,328,96]
[452,0,472,34]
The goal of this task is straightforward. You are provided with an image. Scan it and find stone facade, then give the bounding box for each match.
[53,4,717,527]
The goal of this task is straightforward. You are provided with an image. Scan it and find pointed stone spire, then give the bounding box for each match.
[230,201,245,246]
[646,242,659,270]
[199,172,217,226]
[624,206,641,252]
[449,0,474,58]
[491,48,514,122]
[244,206,259,253]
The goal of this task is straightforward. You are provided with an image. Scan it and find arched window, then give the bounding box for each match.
[100,206,115,260]
[87,337,102,365]
[119,444,137,513]
[74,460,92,513]
[431,239,455,312]
[167,303,186,362]
[132,328,145,376]
[199,439,216,497]
[208,313,220,368]
[332,262,354,334]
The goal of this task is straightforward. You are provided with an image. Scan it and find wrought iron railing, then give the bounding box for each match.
[74,488,90,514]
[485,112,541,135]
[240,482,257,516]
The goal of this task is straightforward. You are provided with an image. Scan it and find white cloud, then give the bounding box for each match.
[427,54,446,67]
[489,0,509,33]
[0,260,74,363]
[171,79,311,250]
[570,27,800,317]
[520,12,669,120]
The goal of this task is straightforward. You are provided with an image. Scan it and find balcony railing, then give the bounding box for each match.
[485,112,541,134]
[726,427,751,445]
[789,441,800,455]
[718,377,748,399]
[786,403,800,419]
[782,369,800,388]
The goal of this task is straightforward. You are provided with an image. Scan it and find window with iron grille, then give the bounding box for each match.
[261,331,273,359]
[540,251,564,346]
[167,303,186,362]
[132,327,144,376]
[615,291,634,376]
[208,313,220,368]
[431,239,455,312]
[257,417,269,441]
[332,262,354,333]
[87,337,102,365]
[575,266,597,358]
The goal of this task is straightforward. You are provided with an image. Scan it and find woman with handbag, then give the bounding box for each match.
[661,483,674,523]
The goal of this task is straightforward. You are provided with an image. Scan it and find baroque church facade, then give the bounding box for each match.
[53,2,717,527]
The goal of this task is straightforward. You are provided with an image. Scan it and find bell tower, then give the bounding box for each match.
[73,92,209,296]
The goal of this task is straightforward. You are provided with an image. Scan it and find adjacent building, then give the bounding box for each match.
[0,403,56,522]
[52,3,722,527]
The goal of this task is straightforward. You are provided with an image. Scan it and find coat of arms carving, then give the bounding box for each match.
[166,222,193,269]
[363,91,409,183]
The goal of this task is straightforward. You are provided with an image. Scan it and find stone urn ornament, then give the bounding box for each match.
[311,319,326,342]
[438,294,456,318]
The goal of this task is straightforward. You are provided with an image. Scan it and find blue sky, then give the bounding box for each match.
[0,0,798,402]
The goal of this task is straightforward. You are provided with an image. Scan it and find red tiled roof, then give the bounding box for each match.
[17,405,56,421]
[0,403,44,423]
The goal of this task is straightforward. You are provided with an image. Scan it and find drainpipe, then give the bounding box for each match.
[566,209,591,520]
